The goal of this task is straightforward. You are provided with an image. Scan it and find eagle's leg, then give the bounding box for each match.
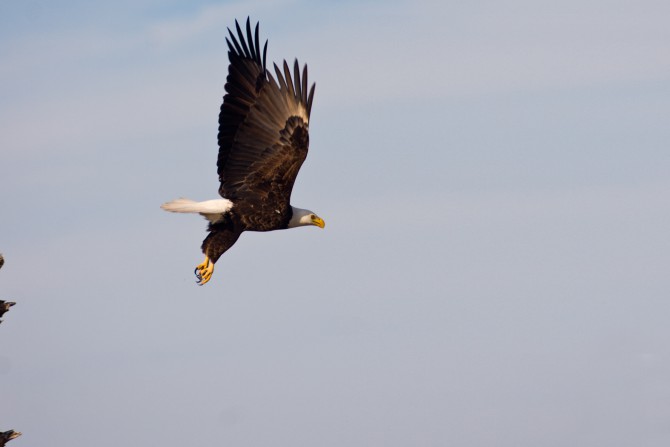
[195,256,214,285]
[196,225,242,286]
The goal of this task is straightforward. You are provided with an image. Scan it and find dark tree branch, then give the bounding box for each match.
[0,301,14,324]
[0,255,21,444]
[0,430,21,446]
[0,254,14,324]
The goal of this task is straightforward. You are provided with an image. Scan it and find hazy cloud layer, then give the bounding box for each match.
[1,1,669,446]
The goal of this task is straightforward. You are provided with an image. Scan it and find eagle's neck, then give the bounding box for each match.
[287,207,313,228]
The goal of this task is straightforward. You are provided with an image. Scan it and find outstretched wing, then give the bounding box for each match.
[216,19,315,214]
[217,18,268,183]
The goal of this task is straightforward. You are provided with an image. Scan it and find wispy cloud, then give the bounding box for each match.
[298,0,670,103]
[147,2,244,46]
[2,0,669,156]
[0,0,308,157]
[146,0,298,47]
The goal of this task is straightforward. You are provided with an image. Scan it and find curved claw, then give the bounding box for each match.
[194,256,214,285]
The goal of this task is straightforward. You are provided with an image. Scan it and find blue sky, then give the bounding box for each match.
[1,1,670,446]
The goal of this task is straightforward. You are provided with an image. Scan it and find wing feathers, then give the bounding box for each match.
[218,19,267,179]
[246,18,257,61]
[301,64,308,106]
[217,19,316,206]
[235,20,252,59]
[283,60,296,101]
[273,63,287,92]
[306,82,315,117]
[293,60,302,104]
[226,30,244,56]
[262,40,268,72]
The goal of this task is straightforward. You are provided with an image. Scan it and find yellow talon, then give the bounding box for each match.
[194,256,214,285]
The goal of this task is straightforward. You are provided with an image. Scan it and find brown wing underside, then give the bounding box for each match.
[216,19,315,226]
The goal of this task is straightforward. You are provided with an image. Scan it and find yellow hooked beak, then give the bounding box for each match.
[311,215,326,228]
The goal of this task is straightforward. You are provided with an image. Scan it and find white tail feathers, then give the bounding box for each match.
[161,198,233,223]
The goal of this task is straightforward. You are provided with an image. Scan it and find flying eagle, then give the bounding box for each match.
[161,18,325,285]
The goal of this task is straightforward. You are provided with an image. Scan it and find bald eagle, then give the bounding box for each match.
[161,18,325,285]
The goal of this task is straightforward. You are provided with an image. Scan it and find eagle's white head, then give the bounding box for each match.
[288,207,326,229]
